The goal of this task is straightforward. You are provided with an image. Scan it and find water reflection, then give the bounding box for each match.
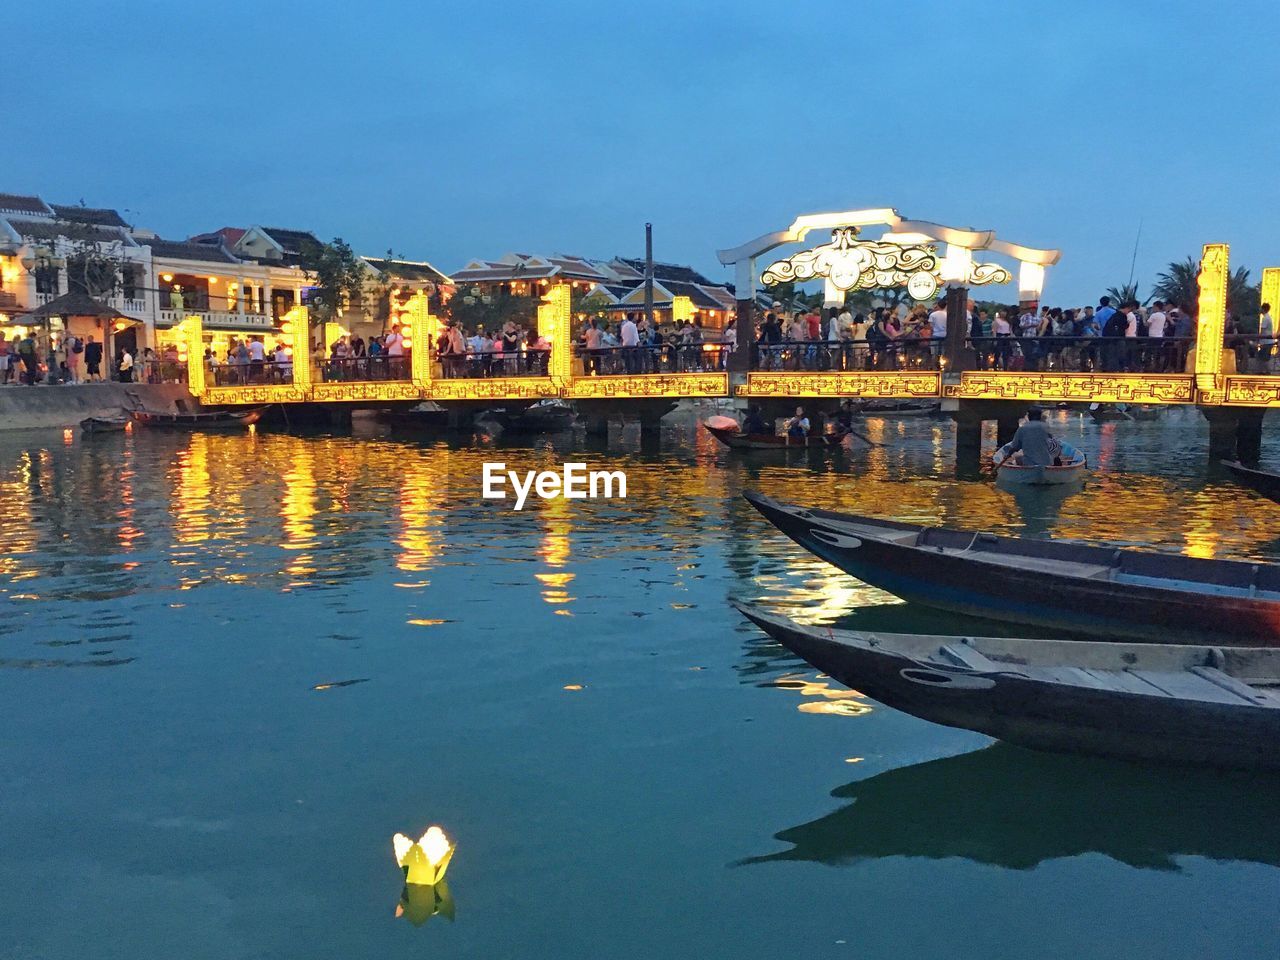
[739,743,1280,871]
[395,880,455,926]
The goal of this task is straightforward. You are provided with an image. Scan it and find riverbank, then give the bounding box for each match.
[0,383,195,430]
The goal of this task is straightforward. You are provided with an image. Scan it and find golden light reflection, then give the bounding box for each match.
[396,464,438,573]
[173,435,213,544]
[765,672,874,718]
[280,452,318,580]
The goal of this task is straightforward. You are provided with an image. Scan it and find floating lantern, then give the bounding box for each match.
[63,428,73,443]
[393,826,454,886]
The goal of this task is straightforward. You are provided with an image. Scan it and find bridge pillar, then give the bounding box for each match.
[1203,406,1266,465]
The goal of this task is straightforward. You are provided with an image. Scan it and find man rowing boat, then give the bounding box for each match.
[996,407,1062,467]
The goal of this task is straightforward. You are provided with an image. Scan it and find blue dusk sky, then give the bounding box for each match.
[9,0,1278,304]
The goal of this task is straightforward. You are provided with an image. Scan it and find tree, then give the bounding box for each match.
[445,285,537,333]
[1151,256,1261,328]
[298,237,367,330]
[1104,282,1145,307]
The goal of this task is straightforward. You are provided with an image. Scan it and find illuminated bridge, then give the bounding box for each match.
[173,244,1278,462]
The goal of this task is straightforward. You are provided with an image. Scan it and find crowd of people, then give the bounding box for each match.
[0,330,119,385]
[575,313,735,374]
[747,295,1277,375]
[5,295,1273,388]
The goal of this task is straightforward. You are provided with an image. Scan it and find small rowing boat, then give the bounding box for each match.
[704,421,845,451]
[131,407,266,431]
[736,603,1280,770]
[79,416,128,435]
[855,400,940,418]
[993,441,1087,486]
[742,492,1280,645]
[1223,460,1280,504]
[491,399,575,432]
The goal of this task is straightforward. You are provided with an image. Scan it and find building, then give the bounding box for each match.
[450,252,735,331]
[0,191,451,364]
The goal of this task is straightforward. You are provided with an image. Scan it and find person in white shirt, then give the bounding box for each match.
[1146,302,1167,338]
[620,313,640,373]
[927,301,949,360]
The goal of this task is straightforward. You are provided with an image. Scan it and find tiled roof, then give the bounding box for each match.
[148,239,240,263]
[660,279,726,310]
[452,260,559,282]
[363,257,452,284]
[0,193,52,216]
[8,218,126,243]
[616,258,715,286]
[261,227,321,255]
[50,204,129,228]
[190,227,246,247]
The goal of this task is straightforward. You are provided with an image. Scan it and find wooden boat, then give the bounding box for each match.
[704,422,845,451]
[1088,403,1132,422]
[380,403,451,430]
[735,603,1280,770]
[80,416,128,435]
[131,407,265,431]
[993,441,1087,486]
[742,492,1280,645]
[491,399,575,432]
[1223,460,1280,504]
[855,399,941,418]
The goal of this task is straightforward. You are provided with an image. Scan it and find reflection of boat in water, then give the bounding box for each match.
[736,604,1280,770]
[743,492,1280,645]
[131,407,266,431]
[704,421,845,451]
[80,415,128,435]
[738,742,1280,871]
[993,441,1087,487]
[1223,460,1280,504]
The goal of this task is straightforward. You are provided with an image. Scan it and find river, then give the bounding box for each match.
[1,405,1277,959]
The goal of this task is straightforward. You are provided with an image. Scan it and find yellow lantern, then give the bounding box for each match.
[393,826,454,886]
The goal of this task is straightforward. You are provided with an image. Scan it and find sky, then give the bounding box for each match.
[8,0,1279,305]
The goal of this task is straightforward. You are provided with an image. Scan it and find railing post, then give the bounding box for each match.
[405,291,432,390]
[181,314,206,398]
[1194,243,1229,400]
[943,284,970,372]
[282,306,311,391]
[539,285,572,389]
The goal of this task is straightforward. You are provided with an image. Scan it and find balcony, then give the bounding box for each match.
[157,308,274,331]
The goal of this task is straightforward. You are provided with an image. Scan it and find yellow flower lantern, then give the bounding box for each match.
[393,826,454,886]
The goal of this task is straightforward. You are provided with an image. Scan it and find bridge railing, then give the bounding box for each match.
[572,343,729,375]
[139,360,189,385]
[316,356,410,382]
[209,360,295,387]
[434,347,552,379]
[751,338,942,372]
[1224,334,1279,374]
[967,336,1194,374]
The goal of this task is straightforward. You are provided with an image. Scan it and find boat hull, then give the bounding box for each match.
[131,408,265,430]
[704,424,842,451]
[1223,460,1280,504]
[738,606,1280,771]
[80,417,128,434]
[743,493,1280,646]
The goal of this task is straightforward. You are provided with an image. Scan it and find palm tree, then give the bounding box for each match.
[1104,282,1144,306]
[1150,257,1199,312]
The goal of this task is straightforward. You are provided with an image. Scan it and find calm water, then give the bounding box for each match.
[2,407,1278,960]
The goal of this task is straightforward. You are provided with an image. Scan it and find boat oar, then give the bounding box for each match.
[843,426,884,448]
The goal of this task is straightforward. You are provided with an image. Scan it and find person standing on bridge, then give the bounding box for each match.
[620,312,640,374]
